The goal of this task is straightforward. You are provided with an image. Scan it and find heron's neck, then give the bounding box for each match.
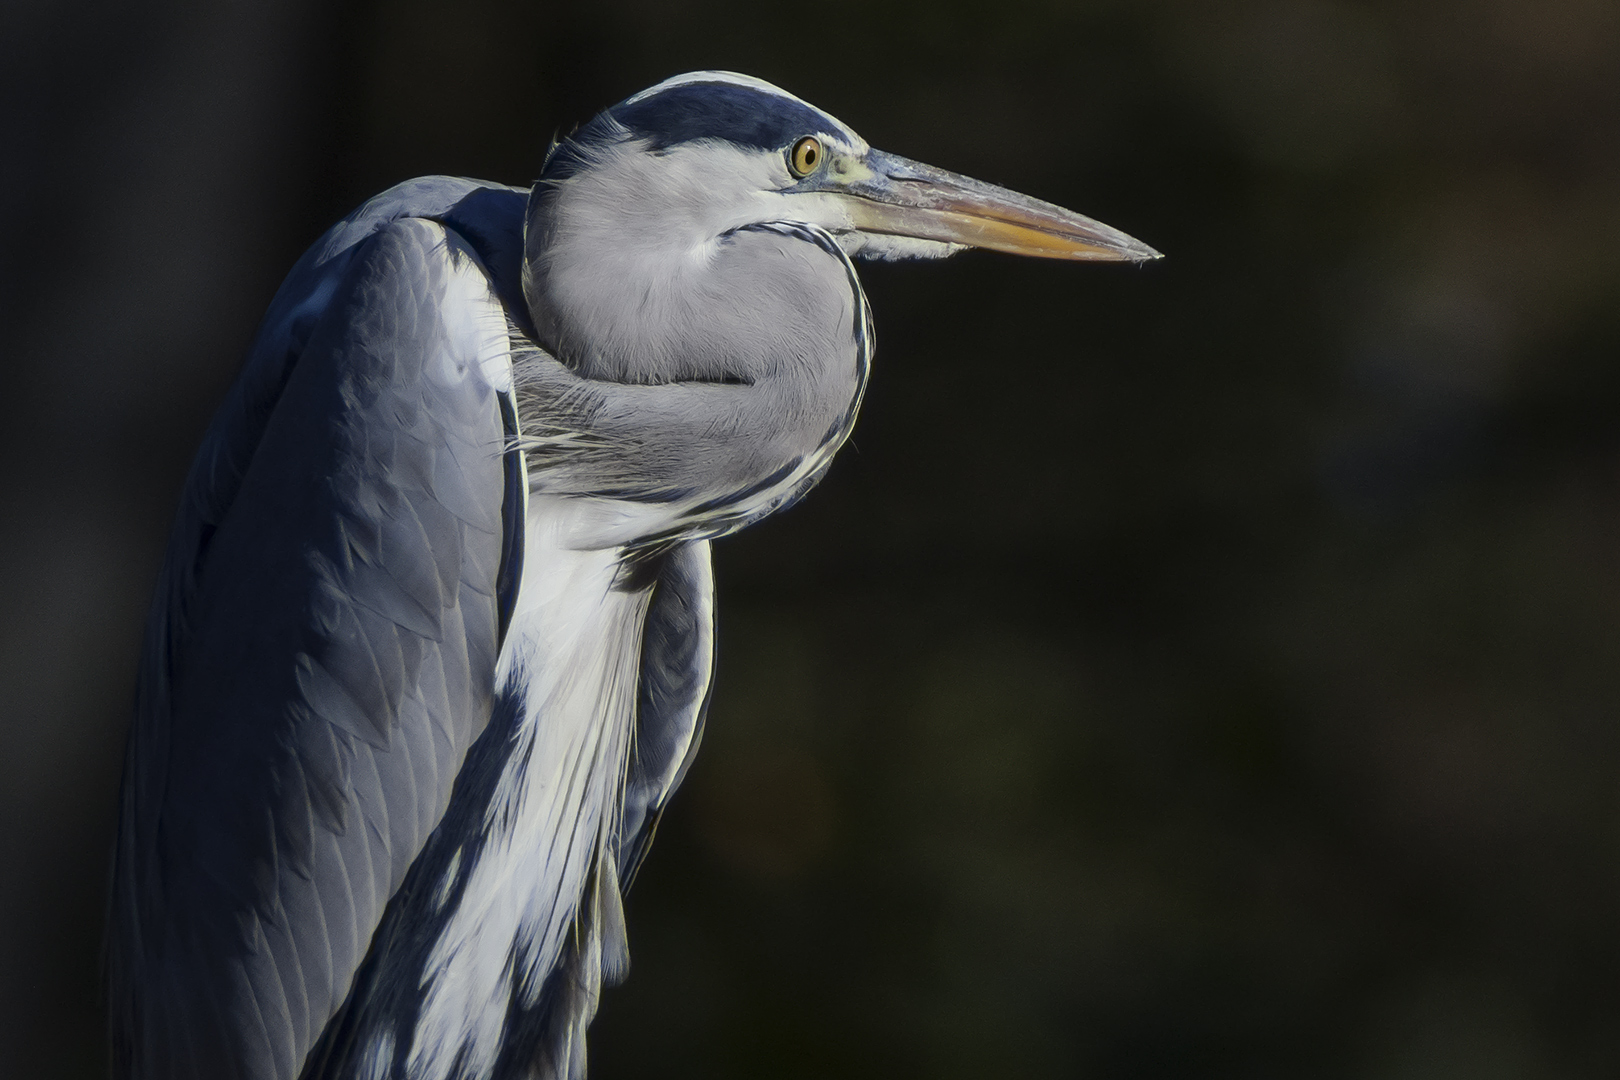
[514,138,872,542]
[522,139,799,384]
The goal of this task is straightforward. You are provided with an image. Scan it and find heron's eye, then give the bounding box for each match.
[789,136,822,177]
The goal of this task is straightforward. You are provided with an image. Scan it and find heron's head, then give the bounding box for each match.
[530,71,1159,267]
[521,72,1158,378]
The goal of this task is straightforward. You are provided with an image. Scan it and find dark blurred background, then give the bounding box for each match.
[5,0,1620,1075]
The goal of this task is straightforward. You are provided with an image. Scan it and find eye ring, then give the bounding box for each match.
[789,136,822,177]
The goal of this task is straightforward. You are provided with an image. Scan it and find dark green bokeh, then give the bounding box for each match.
[4,0,1619,1075]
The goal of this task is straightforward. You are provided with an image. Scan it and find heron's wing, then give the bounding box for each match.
[108,206,523,1080]
[619,541,717,888]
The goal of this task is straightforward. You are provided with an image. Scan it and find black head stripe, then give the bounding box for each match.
[610,82,839,152]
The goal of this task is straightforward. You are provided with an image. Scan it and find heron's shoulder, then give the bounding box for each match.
[308,176,529,266]
[280,177,532,332]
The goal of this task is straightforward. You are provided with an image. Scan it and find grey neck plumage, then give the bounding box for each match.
[511,128,872,544]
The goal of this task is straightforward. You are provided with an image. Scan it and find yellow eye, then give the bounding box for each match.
[789,136,822,177]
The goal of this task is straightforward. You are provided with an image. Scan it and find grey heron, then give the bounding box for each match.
[107,71,1159,1080]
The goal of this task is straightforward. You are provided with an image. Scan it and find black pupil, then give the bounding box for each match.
[801,142,816,166]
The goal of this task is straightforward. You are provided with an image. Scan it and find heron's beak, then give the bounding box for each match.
[830,149,1160,262]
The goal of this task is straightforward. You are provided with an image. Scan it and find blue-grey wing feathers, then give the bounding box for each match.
[109,195,522,1079]
[620,543,716,889]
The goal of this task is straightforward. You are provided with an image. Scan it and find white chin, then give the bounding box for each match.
[839,232,967,262]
